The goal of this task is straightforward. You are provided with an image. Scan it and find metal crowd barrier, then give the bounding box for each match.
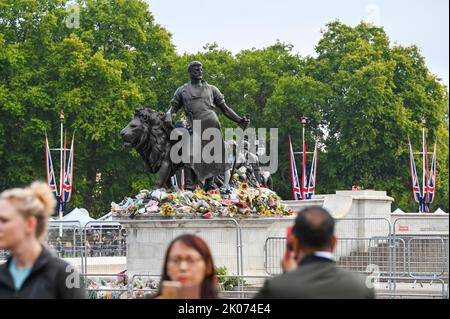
[40,215,448,299]
[79,272,448,299]
[392,216,449,283]
[374,276,447,299]
[82,219,243,290]
[47,220,84,271]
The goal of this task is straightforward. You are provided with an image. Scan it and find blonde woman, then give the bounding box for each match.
[0,181,86,298]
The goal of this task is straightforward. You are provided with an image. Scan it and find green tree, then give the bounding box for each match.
[1,4,448,215]
[309,21,449,211]
[0,0,176,217]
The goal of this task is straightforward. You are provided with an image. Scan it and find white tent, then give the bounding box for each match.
[97,212,113,221]
[392,208,405,214]
[90,212,121,227]
[434,208,448,215]
[61,208,96,228]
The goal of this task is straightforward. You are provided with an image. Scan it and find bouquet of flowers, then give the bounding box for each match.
[111,183,294,219]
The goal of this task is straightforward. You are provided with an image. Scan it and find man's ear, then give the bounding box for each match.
[292,236,300,254]
[330,235,337,252]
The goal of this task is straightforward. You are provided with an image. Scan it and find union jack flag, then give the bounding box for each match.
[305,142,318,199]
[426,143,437,209]
[422,129,430,212]
[301,141,308,200]
[289,136,302,200]
[45,135,59,197]
[408,139,422,205]
[61,134,74,210]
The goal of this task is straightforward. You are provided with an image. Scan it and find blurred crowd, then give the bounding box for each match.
[46,230,127,258]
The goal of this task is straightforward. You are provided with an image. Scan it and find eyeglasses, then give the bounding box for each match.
[168,256,204,266]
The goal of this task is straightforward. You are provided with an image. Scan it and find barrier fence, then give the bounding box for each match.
[80,273,448,299]
[82,219,242,281]
[46,220,84,272]
[1,216,448,299]
[392,217,449,281]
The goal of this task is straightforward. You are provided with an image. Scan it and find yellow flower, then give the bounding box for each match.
[162,204,174,216]
[264,210,271,216]
[194,189,205,199]
[240,182,249,191]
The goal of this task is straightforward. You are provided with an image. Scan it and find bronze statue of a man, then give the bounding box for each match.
[165,61,249,190]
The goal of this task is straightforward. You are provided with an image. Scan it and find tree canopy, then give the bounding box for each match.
[0,1,448,216]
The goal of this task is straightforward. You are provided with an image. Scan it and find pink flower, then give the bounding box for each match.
[146,200,159,213]
[203,212,213,219]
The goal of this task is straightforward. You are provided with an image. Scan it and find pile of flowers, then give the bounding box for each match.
[86,277,128,299]
[111,183,294,219]
[86,275,159,299]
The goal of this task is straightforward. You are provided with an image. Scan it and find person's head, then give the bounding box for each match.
[159,234,217,298]
[188,61,203,81]
[0,181,56,250]
[292,206,336,259]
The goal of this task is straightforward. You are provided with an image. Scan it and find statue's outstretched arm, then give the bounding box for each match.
[167,88,183,114]
[217,101,243,123]
[212,86,250,128]
[165,88,183,126]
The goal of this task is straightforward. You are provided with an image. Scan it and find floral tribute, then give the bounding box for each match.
[111,183,294,219]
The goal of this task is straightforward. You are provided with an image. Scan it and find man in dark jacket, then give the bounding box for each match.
[255,207,375,299]
[0,245,86,299]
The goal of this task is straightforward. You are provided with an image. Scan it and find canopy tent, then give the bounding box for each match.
[58,208,96,228]
[90,212,121,227]
[434,208,448,215]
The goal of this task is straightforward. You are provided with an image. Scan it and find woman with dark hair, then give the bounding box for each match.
[156,234,218,299]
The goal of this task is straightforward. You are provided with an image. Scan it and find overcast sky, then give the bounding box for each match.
[146,0,449,87]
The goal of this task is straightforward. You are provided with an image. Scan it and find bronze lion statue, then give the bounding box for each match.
[120,108,272,191]
[120,108,180,190]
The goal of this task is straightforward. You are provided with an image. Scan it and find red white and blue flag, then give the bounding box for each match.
[289,136,302,200]
[422,129,430,212]
[301,140,308,200]
[408,138,422,205]
[61,134,74,209]
[426,143,437,209]
[305,142,318,199]
[45,135,59,197]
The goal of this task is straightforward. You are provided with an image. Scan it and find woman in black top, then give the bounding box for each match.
[0,181,86,299]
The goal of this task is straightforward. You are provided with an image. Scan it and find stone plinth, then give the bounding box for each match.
[118,217,294,277]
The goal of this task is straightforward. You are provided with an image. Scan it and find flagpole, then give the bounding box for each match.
[422,118,429,213]
[301,116,308,200]
[59,111,64,236]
